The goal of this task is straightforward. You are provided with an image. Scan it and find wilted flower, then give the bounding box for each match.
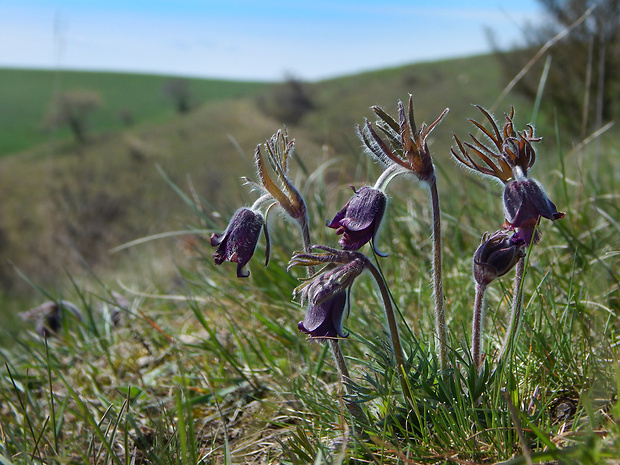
[250,129,307,223]
[327,186,387,255]
[451,106,538,182]
[503,174,565,244]
[210,207,264,278]
[289,246,367,340]
[358,95,449,183]
[473,230,525,286]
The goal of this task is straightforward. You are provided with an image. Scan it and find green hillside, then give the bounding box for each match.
[0,68,270,156]
[0,54,530,296]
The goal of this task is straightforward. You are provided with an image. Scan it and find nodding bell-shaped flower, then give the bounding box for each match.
[210,207,264,278]
[503,172,565,245]
[358,94,449,183]
[473,230,525,286]
[327,186,387,256]
[289,246,367,340]
[298,291,348,339]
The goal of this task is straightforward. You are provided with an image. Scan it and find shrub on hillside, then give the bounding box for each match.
[257,76,315,125]
[43,89,103,144]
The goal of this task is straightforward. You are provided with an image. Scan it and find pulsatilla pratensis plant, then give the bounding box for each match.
[452,105,565,367]
[208,98,565,434]
[210,207,264,278]
[357,95,450,368]
[327,186,387,255]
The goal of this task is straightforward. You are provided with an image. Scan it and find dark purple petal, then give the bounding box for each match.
[326,205,347,229]
[503,178,564,245]
[298,292,348,339]
[211,208,264,277]
[327,186,387,251]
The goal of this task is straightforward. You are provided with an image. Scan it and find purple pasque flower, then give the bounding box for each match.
[473,230,525,286]
[210,207,264,278]
[298,291,348,339]
[451,106,565,244]
[503,173,565,245]
[289,246,367,340]
[327,186,387,256]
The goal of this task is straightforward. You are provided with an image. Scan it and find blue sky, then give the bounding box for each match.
[0,1,543,81]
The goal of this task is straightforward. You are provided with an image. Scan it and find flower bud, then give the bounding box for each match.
[473,230,525,286]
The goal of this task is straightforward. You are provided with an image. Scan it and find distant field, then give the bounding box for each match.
[0,68,271,156]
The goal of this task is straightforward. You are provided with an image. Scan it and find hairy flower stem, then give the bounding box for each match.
[472,283,487,369]
[429,179,447,370]
[365,260,414,405]
[300,223,366,424]
[328,339,368,425]
[299,216,315,276]
[499,257,526,362]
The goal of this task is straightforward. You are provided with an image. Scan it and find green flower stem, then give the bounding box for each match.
[429,178,447,370]
[365,259,413,404]
[499,257,526,362]
[299,214,314,276]
[472,283,487,369]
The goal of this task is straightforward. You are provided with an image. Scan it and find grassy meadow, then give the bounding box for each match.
[0,52,619,463]
[0,68,269,156]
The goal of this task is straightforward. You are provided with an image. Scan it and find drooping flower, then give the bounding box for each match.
[358,94,449,183]
[210,207,264,278]
[327,186,387,255]
[473,230,525,286]
[289,246,367,340]
[503,174,565,244]
[451,106,565,244]
[298,292,348,339]
[19,300,83,339]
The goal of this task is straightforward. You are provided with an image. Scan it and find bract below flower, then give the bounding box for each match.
[327,186,387,255]
[210,208,264,278]
[503,177,565,245]
[298,291,348,339]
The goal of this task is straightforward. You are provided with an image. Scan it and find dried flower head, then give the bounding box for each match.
[327,186,387,256]
[358,95,449,182]
[210,207,264,277]
[451,106,539,182]
[249,129,307,223]
[473,230,525,286]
